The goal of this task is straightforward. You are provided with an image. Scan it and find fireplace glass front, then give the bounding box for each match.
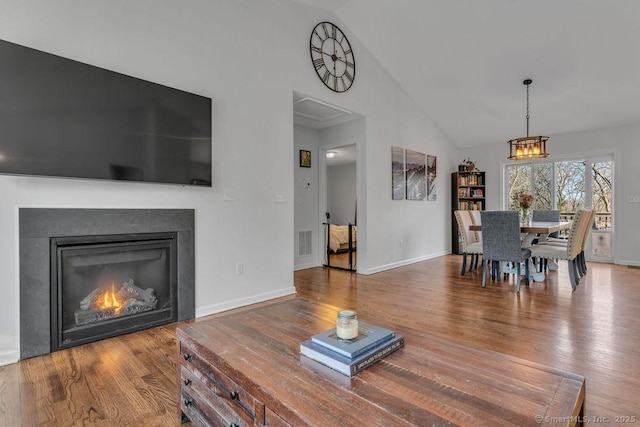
[50,232,178,351]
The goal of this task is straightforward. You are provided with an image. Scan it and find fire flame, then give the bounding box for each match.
[100,282,121,314]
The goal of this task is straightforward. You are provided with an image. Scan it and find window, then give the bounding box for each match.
[505,155,613,261]
[533,163,552,210]
[555,160,586,213]
[506,159,588,214]
[506,164,531,211]
[591,160,613,230]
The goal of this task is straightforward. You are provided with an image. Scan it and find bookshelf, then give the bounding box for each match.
[451,171,486,254]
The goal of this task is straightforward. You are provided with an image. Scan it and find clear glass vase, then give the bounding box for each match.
[520,208,531,225]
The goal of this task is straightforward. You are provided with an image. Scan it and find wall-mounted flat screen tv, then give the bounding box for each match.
[0,39,212,186]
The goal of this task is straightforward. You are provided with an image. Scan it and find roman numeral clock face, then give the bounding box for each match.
[310,22,355,92]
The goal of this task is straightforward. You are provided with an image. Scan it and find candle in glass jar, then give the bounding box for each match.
[336,310,358,339]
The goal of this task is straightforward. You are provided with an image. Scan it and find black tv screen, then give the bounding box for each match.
[0,39,212,186]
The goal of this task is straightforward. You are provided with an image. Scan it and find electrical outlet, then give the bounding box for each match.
[235,262,243,275]
[627,195,640,203]
[223,189,235,201]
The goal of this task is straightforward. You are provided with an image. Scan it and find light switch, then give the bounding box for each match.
[276,192,285,203]
[627,195,640,203]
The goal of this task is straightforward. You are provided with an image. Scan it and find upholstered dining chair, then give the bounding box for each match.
[531,209,561,271]
[480,211,531,292]
[469,210,482,234]
[529,209,592,291]
[534,209,595,279]
[469,209,482,266]
[532,209,561,238]
[578,209,596,276]
[454,210,483,275]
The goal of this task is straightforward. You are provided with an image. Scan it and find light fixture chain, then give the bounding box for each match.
[507,77,548,161]
[526,82,530,137]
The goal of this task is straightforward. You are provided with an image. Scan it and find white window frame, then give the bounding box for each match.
[501,150,615,262]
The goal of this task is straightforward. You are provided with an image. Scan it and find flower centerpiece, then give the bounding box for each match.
[518,193,534,225]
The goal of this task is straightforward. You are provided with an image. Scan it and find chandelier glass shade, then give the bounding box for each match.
[507,79,549,160]
[507,135,549,160]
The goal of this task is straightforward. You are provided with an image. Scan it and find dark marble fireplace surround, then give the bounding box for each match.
[19,208,195,359]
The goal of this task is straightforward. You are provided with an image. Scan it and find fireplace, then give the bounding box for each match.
[51,233,178,351]
[19,208,195,359]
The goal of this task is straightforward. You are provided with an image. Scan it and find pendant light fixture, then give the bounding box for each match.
[507,79,549,160]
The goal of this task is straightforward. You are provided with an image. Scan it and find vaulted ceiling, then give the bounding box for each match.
[295,0,640,148]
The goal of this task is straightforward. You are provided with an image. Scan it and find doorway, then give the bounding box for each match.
[586,157,613,262]
[324,144,357,270]
[292,92,364,272]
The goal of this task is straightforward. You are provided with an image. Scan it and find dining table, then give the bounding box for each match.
[469,221,573,282]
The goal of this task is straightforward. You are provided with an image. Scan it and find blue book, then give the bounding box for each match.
[300,335,404,377]
[310,321,395,358]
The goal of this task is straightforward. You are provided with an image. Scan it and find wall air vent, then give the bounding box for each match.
[298,230,312,256]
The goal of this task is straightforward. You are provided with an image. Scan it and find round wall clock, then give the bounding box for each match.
[309,21,355,92]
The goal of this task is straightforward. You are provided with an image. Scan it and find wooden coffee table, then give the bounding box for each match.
[177,297,585,426]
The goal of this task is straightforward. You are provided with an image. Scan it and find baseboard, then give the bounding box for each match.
[616,259,640,267]
[359,251,448,275]
[0,349,19,367]
[196,286,296,318]
[294,261,322,271]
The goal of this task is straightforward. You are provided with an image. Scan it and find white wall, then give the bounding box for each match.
[293,125,320,270]
[357,100,458,273]
[328,163,357,225]
[464,123,640,266]
[0,0,459,365]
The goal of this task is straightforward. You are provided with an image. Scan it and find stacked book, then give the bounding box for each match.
[300,321,404,377]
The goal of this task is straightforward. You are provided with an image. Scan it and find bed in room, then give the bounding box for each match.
[327,224,357,253]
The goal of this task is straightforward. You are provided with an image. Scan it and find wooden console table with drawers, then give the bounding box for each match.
[177,297,585,426]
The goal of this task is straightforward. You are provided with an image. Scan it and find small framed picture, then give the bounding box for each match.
[300,150,311,168]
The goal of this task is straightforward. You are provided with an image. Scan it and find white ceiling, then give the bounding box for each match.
[326,144,357,166]
[295,0,640,148]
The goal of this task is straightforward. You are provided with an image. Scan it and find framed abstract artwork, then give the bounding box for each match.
[427,155,437,201]
[300,150,311,168]
[405,149,426,201]
[391,146,405,200]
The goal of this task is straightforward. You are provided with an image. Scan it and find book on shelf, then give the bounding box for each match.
[300,334,404,377]
[458,201,483,210]
[459,174,481,186]
[311,321,395,358]
[459,173,483,187]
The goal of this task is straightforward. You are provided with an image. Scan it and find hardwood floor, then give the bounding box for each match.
[0,322,184,426]
[327,250,356,270]
[1,255,638,425]
[296,257,640,424]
